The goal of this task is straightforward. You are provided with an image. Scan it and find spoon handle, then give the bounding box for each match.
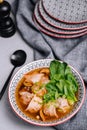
[0,67,16,100]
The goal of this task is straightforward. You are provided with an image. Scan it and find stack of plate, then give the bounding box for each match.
[33,0,87,38]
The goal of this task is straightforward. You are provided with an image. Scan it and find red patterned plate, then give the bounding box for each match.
[36,1,87,34]
[39,0,87,30]
[42,0,87,24]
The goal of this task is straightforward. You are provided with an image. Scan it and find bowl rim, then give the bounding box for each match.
[8,59,86,126]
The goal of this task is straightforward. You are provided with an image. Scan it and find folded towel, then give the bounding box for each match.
[12,0,87,130]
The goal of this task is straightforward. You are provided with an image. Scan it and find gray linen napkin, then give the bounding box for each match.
[12,0,87,130]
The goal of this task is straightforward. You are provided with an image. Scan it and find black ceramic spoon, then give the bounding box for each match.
[0,50,27,100]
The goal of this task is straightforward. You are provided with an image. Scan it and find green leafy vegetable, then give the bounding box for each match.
[43,60,78,104]
[50,60,60,79]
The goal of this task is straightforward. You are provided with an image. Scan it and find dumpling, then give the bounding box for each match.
[24,72,44,83]
[57,97,70,113]
[19,91,34,105]
[43,102,58,118]
[26,95,43,113]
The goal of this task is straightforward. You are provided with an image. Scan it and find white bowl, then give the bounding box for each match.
[8,59,86,126]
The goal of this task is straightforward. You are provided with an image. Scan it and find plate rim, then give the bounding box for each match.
[33,16,87,39]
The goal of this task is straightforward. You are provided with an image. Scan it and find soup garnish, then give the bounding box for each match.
[15,60,78,121]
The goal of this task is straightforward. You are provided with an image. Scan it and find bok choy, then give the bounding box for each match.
[43,60,78,105]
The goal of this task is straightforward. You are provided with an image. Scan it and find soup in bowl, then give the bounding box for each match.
[8,59,85,126]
